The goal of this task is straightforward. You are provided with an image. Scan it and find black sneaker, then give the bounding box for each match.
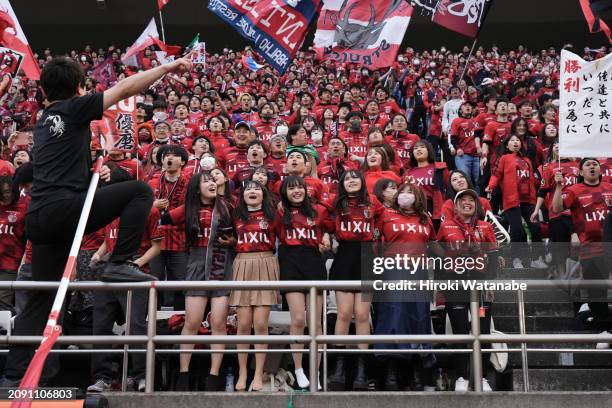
[175,372,190,391]
[100,262,158,282]
[204,374,224,391]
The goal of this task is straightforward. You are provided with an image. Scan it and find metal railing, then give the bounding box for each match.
[1,279,612,393]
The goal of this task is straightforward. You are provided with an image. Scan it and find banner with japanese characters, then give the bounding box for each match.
[560,49,612,157]
[90,96,137,153]
[191,42,206,65]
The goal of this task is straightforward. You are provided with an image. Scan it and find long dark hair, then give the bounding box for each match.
[409,140,435,168]
[233,180,276,222]
[184,172,232,248]
[335,170,370,214]
[446,170,476,199]
[392,183,429,226]
[0,176,16,206]
[279,175,316,226]
[511,117,538,169]
[373,178,398,206]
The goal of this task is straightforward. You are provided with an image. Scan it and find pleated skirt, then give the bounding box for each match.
[229,251,280,307]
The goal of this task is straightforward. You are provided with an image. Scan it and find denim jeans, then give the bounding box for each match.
[454,154,480,193]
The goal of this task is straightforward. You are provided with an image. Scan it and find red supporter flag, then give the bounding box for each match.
[0,0,40,80]
[579,0,612,43]
[313,0,413,70]
[91,96,138,154]
[91,57,117,90]
[122,18,160,67]
[432,0,494,38]
[158,0,170,10]
[151,36,182,56]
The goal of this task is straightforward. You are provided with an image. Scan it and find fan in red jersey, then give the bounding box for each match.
[0,175,27,313]
[222,121,256,178]
[326,170,383,391]
[553,158,612,332]
[229,180,279,392]
[363,100,389,130]
[437,189,498,392]
[538,124,558,159]
[386,114,420,169]
[183,135,216,177]
[441,170,492,222]
[148,144,190,310]
[160,171,234,391]
[404,140,449,228]
[450,102,481,190]
[253,102,276,145]
[265,134,288,179]
[473,95,497,141]
[486,135,546,270]
[365,128,402,173]
[340,111,368,162]
[318,137,358,195]
[205,116,230,154]
[274,176,331,390]
[362,147,401,194]
[281,150,327,204]
[374,183,434,391]
[530,141,579,279]
[373,178,399,208]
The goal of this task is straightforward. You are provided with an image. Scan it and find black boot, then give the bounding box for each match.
[352,355,369,391]
[175,372,190,391]
[205,374,224,391]
[328,348,346,391]
[384,359,399,391]
[411,367,424,391]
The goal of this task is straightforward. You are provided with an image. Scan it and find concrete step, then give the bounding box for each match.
[493,316,576,333]
[103,391,612,408]
[508,350,612,367]
[492,302,575,317]
[511,368,612,391]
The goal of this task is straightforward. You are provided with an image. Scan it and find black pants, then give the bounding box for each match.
[504,203,542,259]
[3,180,153,381]
[580,257,611,331]
[409,106,428,137]
[92,289,148,382]
[446,301,492,379]
[149,250,187,310]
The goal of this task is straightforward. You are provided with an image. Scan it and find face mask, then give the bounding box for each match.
[350,121,361,130]
[311,131,323,143]
[397,192,416,209]
[261,113,273,120]
[276,125,289,136]
[153,112,168,123]
[200,156,216,171]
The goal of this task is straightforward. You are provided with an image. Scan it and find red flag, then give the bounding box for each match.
[158,0,170,10]
[432,0,494,38]
[0,0,40,80]
[122,18,159,67]
[91,57,117,90]
[579,0,612,43]
[151,37,181,56]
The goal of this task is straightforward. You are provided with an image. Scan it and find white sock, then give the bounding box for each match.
[294,368,310,388]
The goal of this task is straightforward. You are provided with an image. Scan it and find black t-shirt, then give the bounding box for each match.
[28,93,104,213]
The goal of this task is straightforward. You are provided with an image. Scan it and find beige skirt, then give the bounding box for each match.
[229,252,280,307]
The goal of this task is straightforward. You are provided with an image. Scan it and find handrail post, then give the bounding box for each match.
[145,286,157,393]
[518,289,530,391]
[470,289,483,392]
[309,286,318,392]
[322,289,328,392]
[121,289,133,392]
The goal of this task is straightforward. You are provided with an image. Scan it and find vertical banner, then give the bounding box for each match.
[208,0,321,73]
[91,96,138,153]
[191,42,207,65]
[560,49,612,157]
[313,0,413,70]
[432,0,494,38]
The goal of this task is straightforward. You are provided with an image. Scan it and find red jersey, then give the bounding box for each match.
[104,207,162,272]
[148,173,189,252]
[599,158,612,184]
[168,204,213,248]
[233,210,277,253]
[387,132,421,168]
[0,160,14,177]
[253,120,276,145]
[81,230,105,251]
[0,199,27,271]
[482,120,512,160]
[378,209,435,257]
[474,112,496,134]
[539,161,579,219]
[515,155,532,201]
[339,129,368,158]
[404,164,437,201]
[437,216,497,263]
[563,182,612,258]
[304,176,328,203]
[329,196,384,241]
[222,146,250,178]
[266,155,287,180]
[318,157,359,194]
[207,131,231,154]
[106,158,143,180]
[450,117,478,156]
[274,205,330,247]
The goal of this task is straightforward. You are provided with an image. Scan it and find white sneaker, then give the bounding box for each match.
[512,258,524,269]
[545,252,553,264]
[294,368,310,389]
[596,331,611,349]
[454,377,469,392]
[87,379,111,393]
[138,379,146,392]
[530,258,548,269]
[482,378,493,392]
[578,303,591,313]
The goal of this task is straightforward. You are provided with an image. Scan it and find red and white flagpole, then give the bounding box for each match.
[11,156,105,408]
[158,9,166,43]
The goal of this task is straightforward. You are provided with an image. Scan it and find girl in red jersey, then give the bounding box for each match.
[436,189,498,392]
[538,124,558,158]
[404,140,449,229]
[210,167,233,202]
[229,180,279,392]
[283,150,327,204]
[441,170,492,222]
[362,147,401,194]
[486,135,546,269]
[374,183,435,391]
[206,116,231,154]
[160,172,234,391]
[183,136,215,177]
[327,170,384,391]
[373,178,399,208]
[275,176,331,389]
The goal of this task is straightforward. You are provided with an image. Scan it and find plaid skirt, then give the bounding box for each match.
[229,252,280,307]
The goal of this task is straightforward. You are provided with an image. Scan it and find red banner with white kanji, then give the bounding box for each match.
[90,96,137,153]
[560,49,612,157]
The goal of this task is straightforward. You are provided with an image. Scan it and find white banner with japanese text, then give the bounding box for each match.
[560,49,612,157]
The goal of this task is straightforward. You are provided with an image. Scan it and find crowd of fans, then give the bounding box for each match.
[0,41,611,393]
